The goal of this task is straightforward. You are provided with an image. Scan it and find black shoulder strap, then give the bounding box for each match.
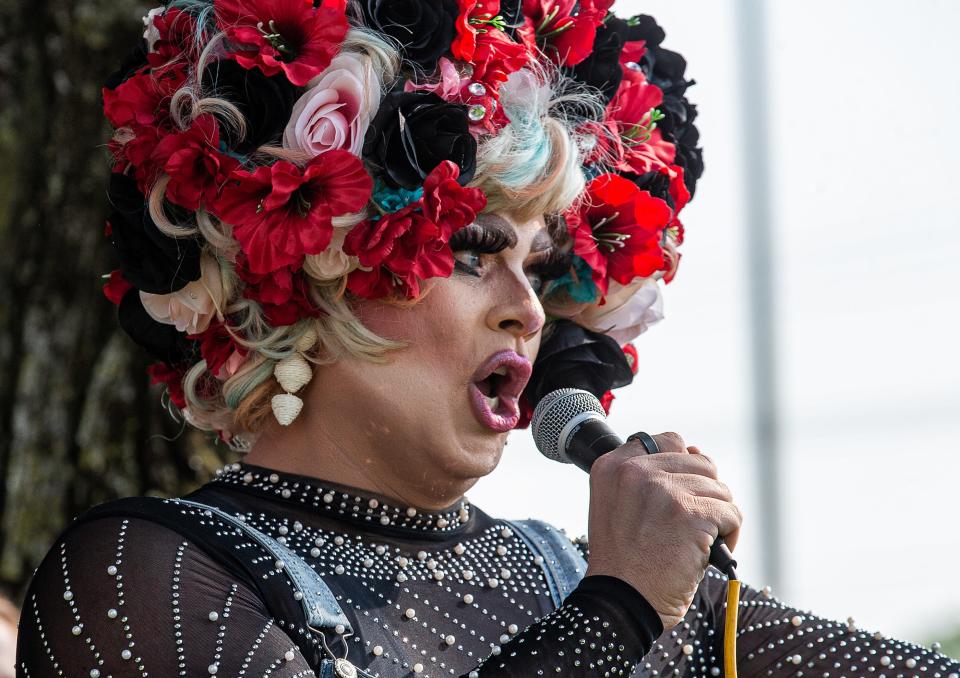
[68,495,330,667]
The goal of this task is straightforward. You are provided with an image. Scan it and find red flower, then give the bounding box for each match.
[102,65,188,187]
[515,392,534,429]
[103,269,133,306]
[518,0,613,66]
[214,0,349,86]
[599,389,615,415]
[449,0,528,131]
[343,208,446,300]
[452,0,528,78]
[213,150,372,274]
[587,74,677,176]
[421,161,487,234]
[452,0,500,61]
[470,28,529,94]
[343,162,486,300]
[104,70,167,130]
[565,173,672,297]
[152,114,239,211]
[148,8,202,69]
[620,39,647,69]
[236,256,323,327]
[147,362,188,409]
[189,320,247,376]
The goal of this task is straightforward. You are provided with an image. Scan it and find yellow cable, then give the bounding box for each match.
[723,578,741,678]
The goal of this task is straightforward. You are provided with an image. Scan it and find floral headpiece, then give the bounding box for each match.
[101,0,702,435]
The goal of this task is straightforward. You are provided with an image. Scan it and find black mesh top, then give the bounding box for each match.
[15,462,959,678]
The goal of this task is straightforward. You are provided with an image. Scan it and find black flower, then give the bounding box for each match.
[360,0,458,71]
[629,15,705,197]
[104,40,149,90]
[107,173,202,294]
[364,90,476,190]
[621,14,665,49]
[523,320,634,410]
[117,288,199,365]
[201,59,297,155]
[564,20,626,107]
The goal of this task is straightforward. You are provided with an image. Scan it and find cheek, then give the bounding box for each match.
[354,281,484,364]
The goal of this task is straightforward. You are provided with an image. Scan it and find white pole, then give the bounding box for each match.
[735,0,783,592]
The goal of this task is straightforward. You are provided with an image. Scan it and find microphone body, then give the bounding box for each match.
[532,388,738,577]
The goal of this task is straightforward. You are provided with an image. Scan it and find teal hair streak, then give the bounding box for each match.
[224,359,277,410]
[497,104,553,190]
[166,0,217,48]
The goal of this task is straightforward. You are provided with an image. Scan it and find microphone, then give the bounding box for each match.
[531,388,738,577]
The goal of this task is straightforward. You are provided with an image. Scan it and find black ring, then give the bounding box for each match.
[627,431,660,455]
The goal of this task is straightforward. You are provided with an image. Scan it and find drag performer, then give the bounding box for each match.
[16,1,960,677]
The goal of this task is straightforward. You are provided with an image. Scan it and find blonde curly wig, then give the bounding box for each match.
[117,23,603,448]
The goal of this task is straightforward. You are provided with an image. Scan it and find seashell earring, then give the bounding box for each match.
[270,327,318,426]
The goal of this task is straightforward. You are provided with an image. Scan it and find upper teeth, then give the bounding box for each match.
[492,366,508,376]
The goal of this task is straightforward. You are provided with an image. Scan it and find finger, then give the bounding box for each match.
[688,496,743,539]
[723,525,740,553]
[602,438,659,466]
[673,474,732,502]
[641,452,719,480]
[652,431,686,454]
[687,445,702,455]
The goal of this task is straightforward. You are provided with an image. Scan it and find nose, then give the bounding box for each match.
[486,274,546,340]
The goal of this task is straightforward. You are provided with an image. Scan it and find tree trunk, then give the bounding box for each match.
[0,0,229,600]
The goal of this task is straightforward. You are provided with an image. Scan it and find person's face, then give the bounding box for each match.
[311,212,558,499]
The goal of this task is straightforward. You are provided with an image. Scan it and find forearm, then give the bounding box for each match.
[462,574,663,677]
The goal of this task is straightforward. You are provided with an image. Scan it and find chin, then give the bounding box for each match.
[443,429,508,482]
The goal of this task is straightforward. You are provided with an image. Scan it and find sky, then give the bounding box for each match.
[470,0,960,644]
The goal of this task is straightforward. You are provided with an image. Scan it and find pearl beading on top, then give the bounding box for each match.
[18,466,960,678]
[212,463,471,532]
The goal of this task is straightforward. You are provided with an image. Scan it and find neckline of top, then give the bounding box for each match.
[208,462,473,534]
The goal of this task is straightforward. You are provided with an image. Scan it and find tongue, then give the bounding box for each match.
[476,376,494,397]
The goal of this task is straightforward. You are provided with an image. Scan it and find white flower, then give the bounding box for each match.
[140,254,224,335]
[577,277,664,345]
[303,227,356,280]
[142,6,165,53]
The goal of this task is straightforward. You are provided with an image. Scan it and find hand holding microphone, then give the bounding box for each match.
[532,389,743,630]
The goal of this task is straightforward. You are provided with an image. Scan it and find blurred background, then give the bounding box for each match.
[0,0,957,664]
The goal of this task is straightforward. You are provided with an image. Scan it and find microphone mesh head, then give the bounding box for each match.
[531,388,606,462]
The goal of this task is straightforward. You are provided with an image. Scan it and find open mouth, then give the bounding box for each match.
[468,351,533,433]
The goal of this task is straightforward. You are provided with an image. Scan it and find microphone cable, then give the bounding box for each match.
[630,433,741,678]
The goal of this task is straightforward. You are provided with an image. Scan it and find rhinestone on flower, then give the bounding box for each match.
[467,105,487,122]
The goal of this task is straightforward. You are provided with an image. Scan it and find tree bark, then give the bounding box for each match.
[0,0,229,600]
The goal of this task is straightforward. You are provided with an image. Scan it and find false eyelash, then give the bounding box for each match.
[527,248,571,281]
[449,225,512,254]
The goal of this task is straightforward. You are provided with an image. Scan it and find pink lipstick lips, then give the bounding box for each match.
[468,350,532,432]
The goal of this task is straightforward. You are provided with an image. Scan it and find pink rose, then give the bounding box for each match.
[404,57,468,100]
[283,52,380,158]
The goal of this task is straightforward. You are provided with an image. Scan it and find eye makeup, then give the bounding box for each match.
[449,219,569,292]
